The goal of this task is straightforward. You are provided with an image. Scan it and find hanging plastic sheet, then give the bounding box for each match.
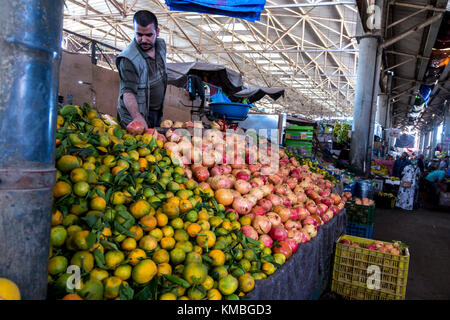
[395,134,415,148]
[165,0,266,22]
[419,84,433,104]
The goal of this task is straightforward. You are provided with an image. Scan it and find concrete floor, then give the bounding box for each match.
[372,206,450,300]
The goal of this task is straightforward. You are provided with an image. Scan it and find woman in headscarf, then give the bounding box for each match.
[395,159,421,211]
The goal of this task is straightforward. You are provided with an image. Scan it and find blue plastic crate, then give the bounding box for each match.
[345,222,373,239]
[209,102,252,121]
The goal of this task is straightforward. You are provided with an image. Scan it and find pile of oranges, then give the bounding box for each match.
[48,104,286,300]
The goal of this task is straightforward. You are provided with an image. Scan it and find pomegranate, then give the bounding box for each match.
[252,215,272,234]
[286,239,299,253]
[266,212,282,227]
[210,166,223,177]
[234,179,251,195]
[236,171,250,181]
[272,241,292,259]
[267,194,282,207]
[257,199,272,212]
[269,226,288,241]
[289,208,299,221]
[296,206,309,221]
[303,224,317,238]
[126,120,145,135]
[273,206,291,223]
[232,197,252,215]
[305,201,317,215]
[251,205,266,216]
[193,166,210,182]
[242,225,258,240]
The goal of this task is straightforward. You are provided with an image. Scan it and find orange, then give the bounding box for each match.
[239,215,252,226]
[149,228,163,241]
[139,235,158,251]
[103,276,123,299]
[183,263,208,285]
[110,192,125,205]
[207,289,222,300]
[159,292,177,300]
[196,230,216,249]
[185,252,203,265]
[71,251,94,272]
[132,259,157,284]
[114,264,132,281]
[102,155,116,168]
[187,287,206,300]
[51,210,63,226]
[128,150,139,161]
[130,200,151,219]
[90,197,106,211]
[161,226,174,238]
[169,248,186,265]
[170,217,184,230]
[128,225,144,241]
[50,226,67,247]
[128,248,147,266]
[187,223,201,238]
[197,210,210,221]
[121,237,137,251]
[61,293,83,300]
[73,181,90,197]
[201,276,214,291]
[152,249,170,264]
[104,250,125,269]
[175,241,193,254]
[70,168,88,183]
[140,215,157,232]
[238,273,255,293]
[156,213,169,227]
[160,237,176,250]
[218,275,238,296]
[261,262,276,275]
[222,221,232,231]
[56,155,81,172]
[214,189,234,206]
[179,199,192,213]
[48,256,68,275]
[138,158,148,172]
[111,166,126,176]
[53,181,72,198]
[157,263,173,277]
[209,249,226,267]
[174,229,189,242]
[162,202,179,220]
[90,268,109,282]
[199,220,210,231]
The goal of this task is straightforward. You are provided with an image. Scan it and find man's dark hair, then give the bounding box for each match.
[133,10,158,29]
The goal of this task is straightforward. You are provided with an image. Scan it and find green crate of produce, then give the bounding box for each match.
[345,200,375,225]
[285,132,313,141]
[284,139,312,147]
[331,235,410,300]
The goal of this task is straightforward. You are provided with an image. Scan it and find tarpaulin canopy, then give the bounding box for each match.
[233,86,284,103]
[167,61,243,94]
[167,62,284,102]
[165,0,266,22]
[395,134,415,148]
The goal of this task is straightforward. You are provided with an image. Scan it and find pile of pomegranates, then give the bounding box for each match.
[339,238,406,256]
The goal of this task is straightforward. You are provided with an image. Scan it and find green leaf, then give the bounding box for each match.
[246,237,261,246]
[86,232,97,249]
[81,215,99,228]
[114,126,124,139]
[134,285,153,300]
[93,248,108,270]
[119,283,134,300]
[114,221,135,237]
[100,239,119,251]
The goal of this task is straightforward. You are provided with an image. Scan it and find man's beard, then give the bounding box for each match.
[140,42,154,50]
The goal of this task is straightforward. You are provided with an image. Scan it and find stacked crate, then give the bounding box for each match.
[284,125,313,156]
[345,200,375,239]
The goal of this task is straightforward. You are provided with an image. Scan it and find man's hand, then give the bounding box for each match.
[123,92,148,130]
[133,113,148,130]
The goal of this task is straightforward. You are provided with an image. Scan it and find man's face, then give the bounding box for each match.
[134,22,159,52]
[401,153,407,159]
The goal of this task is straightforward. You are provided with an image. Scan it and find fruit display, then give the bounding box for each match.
[48,104,347,300]
[332,123,341,140]
[338,238,408,256]
[347,196,374,207]
[371,161,389,177]
[337,123,351,144]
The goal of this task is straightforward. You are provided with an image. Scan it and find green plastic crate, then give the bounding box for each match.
[285,126,314,141]
[284,140,313,147]
[345,200,375,225]
[331,235,410,300]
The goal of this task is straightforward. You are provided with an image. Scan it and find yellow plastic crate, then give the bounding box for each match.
[331,235,410,300]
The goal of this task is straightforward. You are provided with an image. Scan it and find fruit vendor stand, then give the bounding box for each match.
[246,210,346,300]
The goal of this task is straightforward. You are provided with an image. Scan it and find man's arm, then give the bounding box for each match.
[123,92,148,129]
[118,58,148,129]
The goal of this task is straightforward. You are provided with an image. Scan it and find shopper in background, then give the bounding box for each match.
[116,10,167,129]
[417,154,425,175]
[424,169,449,204]
[395,161,421,211]
[438,156,449,170]
[393,152,411,178]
